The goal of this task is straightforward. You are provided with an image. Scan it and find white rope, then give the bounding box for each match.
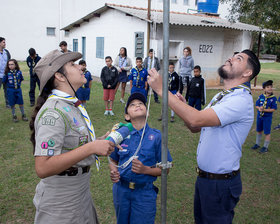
[108,87,153,169]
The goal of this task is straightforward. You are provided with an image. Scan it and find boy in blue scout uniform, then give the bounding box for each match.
[251,80,277,153]
[129,57,148,99]
[76,60,92,108]
[109,92,172,224]
[3,59,28,122]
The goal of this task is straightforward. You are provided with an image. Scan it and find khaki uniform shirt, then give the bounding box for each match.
[34,98,95,167]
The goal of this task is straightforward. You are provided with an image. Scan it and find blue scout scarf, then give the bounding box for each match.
[48,89,100,171]
[208,82,251,107]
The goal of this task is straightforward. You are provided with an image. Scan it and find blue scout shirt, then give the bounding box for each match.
[129,67,148,88]
[81,70,92,88]
[197,88,254,174]
[256,94,277,118]
[2,70,24,89]
[110,124,172,184]
[26,54,41,76]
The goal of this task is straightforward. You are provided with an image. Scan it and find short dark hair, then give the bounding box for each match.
[29,48,36,56]
[79,60,86,65]
[169,62,174,66]
[136,57,142,61]
[149,49,154,53]
[241,49,260,80]
[0,37,5,43]
[194,65,201,71]
[5,59,20,74]
[59,41,67,47]
[105,56,112,60]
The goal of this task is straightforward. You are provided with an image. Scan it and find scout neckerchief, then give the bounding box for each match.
[135,67,143,87]
[208,82,251,107]
[11,70,18,89]
[119,56,127,68]
[260,93,275,117]
[48,89,100,171]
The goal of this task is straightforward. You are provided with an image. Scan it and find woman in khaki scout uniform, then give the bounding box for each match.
[30,50,114,224]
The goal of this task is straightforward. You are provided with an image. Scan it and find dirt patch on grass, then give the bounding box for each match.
[261,69,280,75]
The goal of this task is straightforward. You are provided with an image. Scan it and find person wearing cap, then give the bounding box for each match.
[29,49,114,224]
[251,80,277,153]
[148,49,260,223]
[109,92,172,224]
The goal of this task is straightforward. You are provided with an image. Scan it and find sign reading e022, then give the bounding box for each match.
[199,44,213,53]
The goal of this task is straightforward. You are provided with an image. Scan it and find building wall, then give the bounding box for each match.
[67,9,148,77]
[1,0,230,60]
[1,0,61,60]
[154,25,251,86]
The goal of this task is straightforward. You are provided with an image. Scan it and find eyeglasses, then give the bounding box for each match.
[8,64,15,66]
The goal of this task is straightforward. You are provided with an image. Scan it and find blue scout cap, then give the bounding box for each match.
[125,92,147,114]
[262,80,273,89]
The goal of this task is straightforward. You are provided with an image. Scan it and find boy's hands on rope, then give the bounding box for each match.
[131,158,148,174]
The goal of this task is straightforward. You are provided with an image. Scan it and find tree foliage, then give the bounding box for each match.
[220,0,280,30]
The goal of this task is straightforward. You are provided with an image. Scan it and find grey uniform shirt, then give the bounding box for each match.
[34,98,95,167]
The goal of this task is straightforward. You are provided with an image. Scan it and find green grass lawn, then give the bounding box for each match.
[0,62,279,223]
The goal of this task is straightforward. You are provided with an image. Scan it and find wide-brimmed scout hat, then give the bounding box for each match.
[34,49,82,94]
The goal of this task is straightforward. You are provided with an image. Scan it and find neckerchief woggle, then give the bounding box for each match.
[48,89,100,171]
[207,82,251,108]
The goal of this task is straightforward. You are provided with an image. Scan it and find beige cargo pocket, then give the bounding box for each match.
[33,182,45,211]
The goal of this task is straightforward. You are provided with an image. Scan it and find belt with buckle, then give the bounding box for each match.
[196,167,240,180]
[119,178,147,190]
[58,166,90,176]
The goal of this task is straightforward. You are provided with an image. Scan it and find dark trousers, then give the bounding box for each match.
[179,76,190,94]
[194,173,242,224]
[0,78,9,106]
[147,85,159,102]
[29,74,40,103]
[188,97,202,111]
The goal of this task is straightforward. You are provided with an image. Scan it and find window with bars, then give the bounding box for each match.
[96,37,104,59]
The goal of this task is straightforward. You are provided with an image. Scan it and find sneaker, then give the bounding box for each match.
[170,116,175,123]
[274,124,280,130]
[158,116,162,121]
[13,115,19,123]
[251,144,260,150]
[22,114,28,121]
[30,102,35,107]
[109,110,115,116]
[120,98,125,104]
[6,105,11,109]
[155,100,160,104]
[259,147,268,154]
[104,110,109,116]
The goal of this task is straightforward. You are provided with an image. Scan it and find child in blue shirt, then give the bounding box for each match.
[129,57,148,99]
[109,92,172,224]
[76,60,92,108]
[3,59,28,122]
[251,80,277,153]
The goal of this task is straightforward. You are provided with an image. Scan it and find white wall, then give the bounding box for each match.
[1,0,230,60]
[1,0,62,60]
[67,8,147,77]
[154,25,251,86]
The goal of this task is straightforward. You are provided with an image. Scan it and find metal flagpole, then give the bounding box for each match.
[161,0,170,223]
